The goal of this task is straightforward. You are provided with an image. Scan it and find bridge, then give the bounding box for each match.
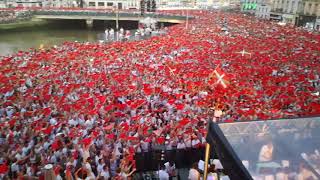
[33,10,191,28]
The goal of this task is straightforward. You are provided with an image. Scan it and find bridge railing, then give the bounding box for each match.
[33,10,190,21]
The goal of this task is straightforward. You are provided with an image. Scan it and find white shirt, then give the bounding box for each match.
[192,139,201,147]
[177,142,186,149]
[185,139,192,148]
[50,118,57,125]
[56,175,63,180]
[97,163,104,174]
[207,172,218,180]
[68,119,78,126]
[141,141,149,152]
[101,170,110,179]
[158,169,169,180]
[11,163,19,172]
[188,168,200,180]
[15,153,22,161]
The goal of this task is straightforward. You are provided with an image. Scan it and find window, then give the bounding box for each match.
[98,2,104,6]
[89,2,95,6]
[107,2,113,6]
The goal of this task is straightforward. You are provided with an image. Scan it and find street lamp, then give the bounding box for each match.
[181,0,190,29]
[113,5,120,41]
[115,5,119,31]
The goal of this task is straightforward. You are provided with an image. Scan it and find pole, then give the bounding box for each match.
[181,0,189,30]
[116,7,119,31]
[203,143,211,180]
[186,7,189,29]
[116,6,119,41]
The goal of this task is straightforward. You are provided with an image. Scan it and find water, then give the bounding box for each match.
[0,20,161,56]
[0,29,101,56]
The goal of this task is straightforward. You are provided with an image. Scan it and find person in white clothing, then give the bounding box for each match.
[207,165,218,180]
[188,163,200,180]
[158,164,169,180]
[100,165,111,180]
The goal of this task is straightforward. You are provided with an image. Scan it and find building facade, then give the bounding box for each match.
[0,0,5,8]
[256,4,271,19]
[251,0,319,29]
[271,0,301,24]
[0,0,75,8]
[82,0,128,9]
[42,0,75,8]
[255,0,272,19]
[297,0,320,29]
[0,0,43,7]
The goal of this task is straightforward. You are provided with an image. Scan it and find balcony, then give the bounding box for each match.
[273,8,283,12]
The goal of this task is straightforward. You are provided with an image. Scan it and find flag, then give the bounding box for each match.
[157,137,165,144]
[82,137,92,147]
[213,67,229,88]
[175,104,185,110]
[179,118,191,126]
[51,140,60,151]
[0,164,8,174]
[106,133,115,139]
[104,123,114,131]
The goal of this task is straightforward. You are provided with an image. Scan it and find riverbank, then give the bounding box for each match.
[0,18,48,31]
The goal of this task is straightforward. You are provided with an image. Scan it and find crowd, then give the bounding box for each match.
[0,11,16,24]
[0,9,319,179]
[0,10,32,24]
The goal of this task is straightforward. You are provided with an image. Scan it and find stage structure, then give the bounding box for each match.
[206,117,320,179]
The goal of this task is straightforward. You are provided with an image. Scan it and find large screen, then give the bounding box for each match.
[218,117,320,179]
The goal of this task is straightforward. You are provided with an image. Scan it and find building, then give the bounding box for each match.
[80,0,216,10]
[251,0,320,30]
[267,0,320,27]
[82,0,126,9]
[296,0,320,29]
[42,0,75,8]
[197,0,219,8]
[268,0,302,23]
[0,0,5,8]
[255,0,272,19]
[9,0,43,7]
[256,4,271,19]
[0,0,74,8]
[127,0,140,9]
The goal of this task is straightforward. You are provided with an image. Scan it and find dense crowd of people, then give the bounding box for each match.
[0,9,319,179]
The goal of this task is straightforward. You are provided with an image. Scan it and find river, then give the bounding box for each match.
[0,19,163,56]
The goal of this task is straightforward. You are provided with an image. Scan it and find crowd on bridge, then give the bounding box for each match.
[0,9,319,179]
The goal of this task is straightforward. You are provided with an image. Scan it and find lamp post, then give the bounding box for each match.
[186,6,189,29]
[182,0,190,29]
[114,5,119,41]
[116,6,119,31]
